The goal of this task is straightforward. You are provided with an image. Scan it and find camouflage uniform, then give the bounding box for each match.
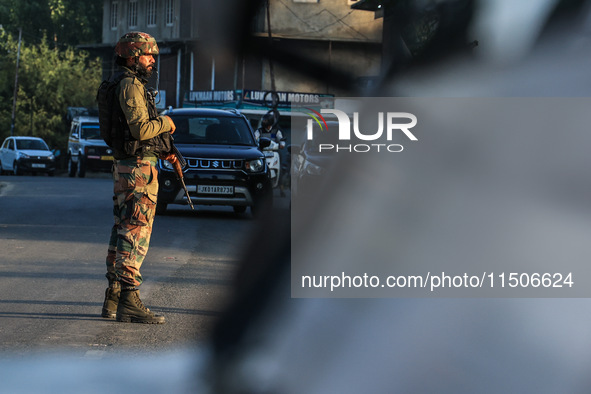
[105,156,159,287]
[100,31,173,324]
[104,54,171,289]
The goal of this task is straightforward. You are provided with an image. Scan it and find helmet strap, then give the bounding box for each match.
[132,56,139,70]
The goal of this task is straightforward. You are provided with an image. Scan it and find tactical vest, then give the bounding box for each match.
[96,70,172,160]
[257,128,280,141]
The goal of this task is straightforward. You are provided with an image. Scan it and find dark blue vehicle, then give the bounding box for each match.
[157,108,273,215]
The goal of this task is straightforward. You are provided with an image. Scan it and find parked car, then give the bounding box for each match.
[67,116,113,177]
[157,108,273,215]
[0,136,56,176]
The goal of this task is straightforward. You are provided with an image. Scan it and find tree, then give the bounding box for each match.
[48,0,102,45]
[0,31,101,152]
[0,0,102,46]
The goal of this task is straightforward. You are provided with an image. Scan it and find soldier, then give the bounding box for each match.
[99,32,177,324]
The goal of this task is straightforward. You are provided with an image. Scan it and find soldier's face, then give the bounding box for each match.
[137,55,155,78]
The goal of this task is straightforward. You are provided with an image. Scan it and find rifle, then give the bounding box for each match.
[169,140,195,210]
[147,78,193,209]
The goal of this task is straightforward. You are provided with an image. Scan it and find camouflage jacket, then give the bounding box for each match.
[116,66,171,144]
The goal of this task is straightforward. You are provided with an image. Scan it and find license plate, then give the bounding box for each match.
[101,156,114,161]
[32,163,45,168]
[198,185,233,195]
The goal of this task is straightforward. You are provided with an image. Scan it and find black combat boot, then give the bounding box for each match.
[116,288,165,324]
[101,281,121,318]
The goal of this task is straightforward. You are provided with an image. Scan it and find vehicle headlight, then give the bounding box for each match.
[17,152,29,159]
[48,155,55,161]
[246,158,264,173]
[159,159,174,171]
[304,161,324,176]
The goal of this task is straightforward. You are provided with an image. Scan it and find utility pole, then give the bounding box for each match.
[10,27,22,136]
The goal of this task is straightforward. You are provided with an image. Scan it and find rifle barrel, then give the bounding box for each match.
[179,176,194,210]
[171,145,194,210]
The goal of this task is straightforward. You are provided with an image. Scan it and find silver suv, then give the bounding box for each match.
[67,116,113,177]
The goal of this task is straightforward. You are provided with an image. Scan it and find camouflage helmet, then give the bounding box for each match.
[115,31,159,58]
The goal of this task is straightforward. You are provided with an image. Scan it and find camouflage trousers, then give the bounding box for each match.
[105,157,158,287]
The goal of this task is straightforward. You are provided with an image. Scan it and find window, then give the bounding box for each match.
[171,116,255,146]
[128,0,138,28]
[147,0,157,26]
[81,124,102,140]
[110,1,118,30]
[16,139,49,151]
[165,0,174,26]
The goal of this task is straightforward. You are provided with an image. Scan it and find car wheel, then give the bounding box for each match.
[13,162,22,176]
[233,206,247,214]
[155,201,168,215]
[67,155,77,177]
[47,171,55,177]
[77,156,86,178]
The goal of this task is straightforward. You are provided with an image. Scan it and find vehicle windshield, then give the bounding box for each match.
[81,124,101,140]
[15,139,49,151]
[170,115,255,145]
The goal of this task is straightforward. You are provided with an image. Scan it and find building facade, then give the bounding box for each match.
[97,0,383,108]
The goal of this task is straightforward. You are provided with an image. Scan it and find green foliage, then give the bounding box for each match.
[0,31,101,151]
[0,0,102,45]
[49,0,103,45]
[0,0,103,163]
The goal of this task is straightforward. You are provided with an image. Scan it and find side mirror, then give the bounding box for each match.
[259,137,271,149]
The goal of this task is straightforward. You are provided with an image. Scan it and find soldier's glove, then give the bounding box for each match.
[164,115,176,134]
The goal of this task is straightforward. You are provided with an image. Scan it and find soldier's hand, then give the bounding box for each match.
[165,115,176,134]
[161,153,177,164]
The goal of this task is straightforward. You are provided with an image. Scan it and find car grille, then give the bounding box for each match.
[86,146,113,155]
[186,158,243,170]
[27,156,53,162]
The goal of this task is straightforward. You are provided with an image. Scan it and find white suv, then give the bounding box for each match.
[67,116,113,177]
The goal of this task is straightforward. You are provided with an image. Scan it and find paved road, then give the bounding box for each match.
[0,173,283,357]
